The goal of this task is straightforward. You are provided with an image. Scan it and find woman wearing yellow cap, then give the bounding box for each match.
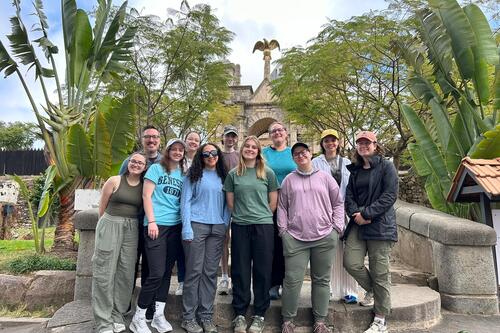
[312,129,359,302]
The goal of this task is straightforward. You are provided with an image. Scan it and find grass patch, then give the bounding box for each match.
[0,304,55,318]
[0,227,55,273]
[6,254,76,274]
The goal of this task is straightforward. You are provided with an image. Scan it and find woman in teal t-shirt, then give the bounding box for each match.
[224,135,279,333]
[262,121,296,300]
[130,139,185,333]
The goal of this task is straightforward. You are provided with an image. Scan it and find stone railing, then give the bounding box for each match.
[74,209,99,301]
[393,200,498,314]
[74,203,499,315]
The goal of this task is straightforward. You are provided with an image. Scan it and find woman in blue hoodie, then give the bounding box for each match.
[180,143,230,333]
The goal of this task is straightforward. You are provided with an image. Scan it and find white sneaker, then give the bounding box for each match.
[218,278,230,295]
[152,313,173,333]
[360,291,374,307]
[112,322,126,333]
[175,282,184,296]
[363,317,387,333]
[129,313,152,333]
[100,330,113,333]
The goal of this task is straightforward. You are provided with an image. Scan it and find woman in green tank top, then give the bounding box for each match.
[92,152,147,333]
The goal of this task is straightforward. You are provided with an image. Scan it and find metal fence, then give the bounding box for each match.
[0,149,47,175]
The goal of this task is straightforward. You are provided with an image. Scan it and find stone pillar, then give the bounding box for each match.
[73,209,99,301]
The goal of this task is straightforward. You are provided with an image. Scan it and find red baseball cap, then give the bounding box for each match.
[356,131,377,143]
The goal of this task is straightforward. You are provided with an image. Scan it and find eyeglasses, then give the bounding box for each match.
[129,159,146,166]
[270,127,286,134]
[293,150,309,158]
[202,150,218,158]
[356,141,374,147]
[143,135,160,140]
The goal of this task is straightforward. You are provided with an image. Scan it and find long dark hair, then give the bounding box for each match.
[160,142,185,174]
[187,143,226,184]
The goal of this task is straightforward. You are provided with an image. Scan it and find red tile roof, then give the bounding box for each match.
[447,157,500,202]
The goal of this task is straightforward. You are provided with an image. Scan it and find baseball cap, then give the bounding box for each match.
[291,142,310,155]
[166,138,187,149]
[223,125,238,136]
[355,131,377,143]
[320,129,339,140]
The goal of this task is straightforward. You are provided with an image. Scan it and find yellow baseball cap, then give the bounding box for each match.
[320,129,339,140]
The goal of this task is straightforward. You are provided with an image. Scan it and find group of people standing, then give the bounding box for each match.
[91,122,398,333]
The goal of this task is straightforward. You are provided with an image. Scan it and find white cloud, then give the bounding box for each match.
[0,0,389,123]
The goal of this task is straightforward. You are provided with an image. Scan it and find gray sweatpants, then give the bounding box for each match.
[182,222,226,321]
[92,213,138,332]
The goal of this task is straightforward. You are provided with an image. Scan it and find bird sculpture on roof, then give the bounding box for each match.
[253,39,280,80]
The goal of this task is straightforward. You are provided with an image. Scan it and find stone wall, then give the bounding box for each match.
[398,170,430,207]
[0,270,75,310]
[0,175,39,239]
[393,200,498,314]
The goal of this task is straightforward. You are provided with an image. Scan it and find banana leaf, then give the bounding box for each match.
[470,124,500,159]
[67,123,93,177]
[429,0,475,80]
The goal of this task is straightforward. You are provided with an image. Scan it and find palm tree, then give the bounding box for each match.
[0,0,137,250]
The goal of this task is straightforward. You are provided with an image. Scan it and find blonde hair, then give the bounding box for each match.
[236,136,267,180]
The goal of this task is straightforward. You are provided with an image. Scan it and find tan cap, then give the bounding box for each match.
[320,129,339,140]
[355,131,377,143]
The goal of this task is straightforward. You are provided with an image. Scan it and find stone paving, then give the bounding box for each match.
[2,312,500,333]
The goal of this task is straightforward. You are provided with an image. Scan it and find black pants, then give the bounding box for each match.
[133,223,149,288]
[231,223,274,317]
[137,224,182,309]
[271,212,285,287]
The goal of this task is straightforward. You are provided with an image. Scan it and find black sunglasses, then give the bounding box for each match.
[202,150,218,158]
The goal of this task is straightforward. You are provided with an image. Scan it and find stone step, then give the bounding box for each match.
[170,262,433,288]
[139,281,441,333]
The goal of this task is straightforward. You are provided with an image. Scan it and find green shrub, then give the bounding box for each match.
[7,254,76,274]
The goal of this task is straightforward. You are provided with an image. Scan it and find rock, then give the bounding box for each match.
[25,271,75,311]
[0,274,31,306]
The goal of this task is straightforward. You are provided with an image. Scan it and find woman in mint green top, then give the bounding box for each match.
[130,139,185,333]
[262,121,296,300]
[224,135,279,332]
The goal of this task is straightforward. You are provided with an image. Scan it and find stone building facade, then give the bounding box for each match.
[224,64,301,148]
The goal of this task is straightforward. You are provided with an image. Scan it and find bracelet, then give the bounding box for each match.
[148,221,156,224]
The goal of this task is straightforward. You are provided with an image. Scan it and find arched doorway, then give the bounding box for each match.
[247,117,276,146]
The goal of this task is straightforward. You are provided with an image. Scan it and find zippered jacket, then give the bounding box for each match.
[344,155,398,241]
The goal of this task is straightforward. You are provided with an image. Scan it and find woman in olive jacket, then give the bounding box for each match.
[343,131,398,333]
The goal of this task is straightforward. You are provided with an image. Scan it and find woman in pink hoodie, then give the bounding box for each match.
[277,142,344,333]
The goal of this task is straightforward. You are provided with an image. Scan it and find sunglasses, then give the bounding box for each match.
[202,150,218,158]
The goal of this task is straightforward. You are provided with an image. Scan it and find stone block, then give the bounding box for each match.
[392,227,434,274]
[428,217,496,246]
[432,242,497,295]
[440,293,499,315]
[25,271,75,310]
[76,229,95,277]
[74,209,98,231]
[394,204,412,229]
[47,300,93,329]
[409,212,432,237]
[0,274,31,306]
[74,275,92,301]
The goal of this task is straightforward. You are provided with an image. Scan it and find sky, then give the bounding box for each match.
[0,0,389,124]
